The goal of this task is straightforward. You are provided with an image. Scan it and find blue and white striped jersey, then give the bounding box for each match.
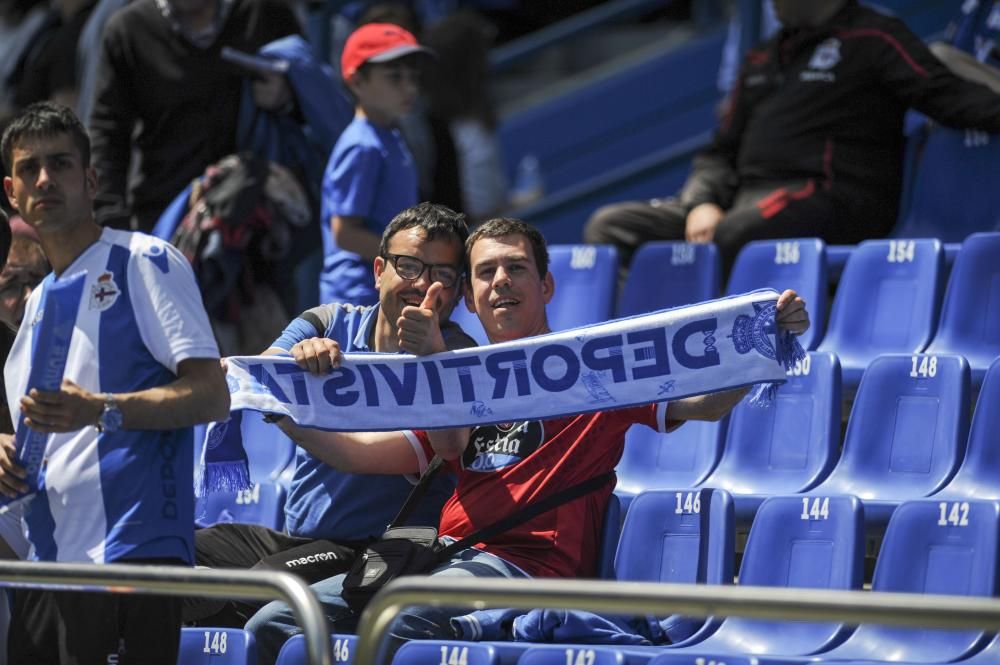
[4,228,219,564]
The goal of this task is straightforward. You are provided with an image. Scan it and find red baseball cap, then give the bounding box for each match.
[341,23,432,81]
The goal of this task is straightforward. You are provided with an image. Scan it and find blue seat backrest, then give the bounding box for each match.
[818,239,943,377]
[617,242,720,317]
[821,354,971,499]
[682,494,864,657]
[546,245,618,331]
[706,352,841,495]
[614,488,735,586]
[395,641,501,665]
[740,494,864,589]
[927,232,1000,384]
[937,356,1000,498]
[726,239,827,350]
[276,634,357,665]
[178,628,256,665]
[876,499,1000,595]
[823,500,1000,662]
[894,127,1000,243]
[195,482,287,531]
[616,418,727,492]
[241,411,297,483]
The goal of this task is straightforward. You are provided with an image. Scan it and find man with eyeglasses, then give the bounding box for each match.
[190,201,476,627]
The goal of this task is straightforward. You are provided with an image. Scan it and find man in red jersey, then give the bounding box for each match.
[245,217,810,663]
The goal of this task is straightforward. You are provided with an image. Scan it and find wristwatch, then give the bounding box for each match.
[96,392,123,433]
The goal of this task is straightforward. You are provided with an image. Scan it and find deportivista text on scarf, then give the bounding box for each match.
[202,290,804,493]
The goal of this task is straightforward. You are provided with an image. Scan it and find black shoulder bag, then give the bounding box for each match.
[341,457,614,613]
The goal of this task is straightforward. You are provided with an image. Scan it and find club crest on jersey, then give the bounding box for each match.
[809,38,841,70]
[89,272,120,311]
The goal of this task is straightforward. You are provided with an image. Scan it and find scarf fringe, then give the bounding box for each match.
[196,460,253,497]
[747,330,807,407]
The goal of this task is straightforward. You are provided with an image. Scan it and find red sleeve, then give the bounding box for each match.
[404,430,462,474]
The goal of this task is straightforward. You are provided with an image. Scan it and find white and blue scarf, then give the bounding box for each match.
[0,271,87,509]
[200,289,804,494]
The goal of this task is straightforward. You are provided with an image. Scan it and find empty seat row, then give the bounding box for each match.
[619,352,1000,525]
[187,494,1000,665]
[394,495,999,665]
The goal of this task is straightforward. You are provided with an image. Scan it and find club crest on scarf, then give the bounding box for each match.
[730,300,778,361]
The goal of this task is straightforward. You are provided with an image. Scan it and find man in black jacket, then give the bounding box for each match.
[585,0,1000,274]
[86,0,300,232]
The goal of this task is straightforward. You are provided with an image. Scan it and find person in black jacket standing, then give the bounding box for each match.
[585,0,1000,275]
[86,0,300,232]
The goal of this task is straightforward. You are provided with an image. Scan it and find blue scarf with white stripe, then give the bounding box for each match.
[0,271,87,509]
[201,289,804,494]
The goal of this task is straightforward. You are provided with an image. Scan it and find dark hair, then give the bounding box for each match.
[466,217,549,280]
[1,102,90,177]
[380,202,470,271]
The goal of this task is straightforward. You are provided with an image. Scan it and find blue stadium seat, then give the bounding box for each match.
[825,245,853,282]
[617,242,720,317]
[645,494,864,664]
[809,354,971,525]
[275,634,357,665]
[698,352,841,522]
[518,644,666,665]
[240,411,297,483]
[794,499,1000,663]
[950,633,1000,665]
[394,640,527,665]
[925,232,1000,387]
[547,245,619,331]
[816,239,944,390]
[596,493,622,580]
[178,628,256,664]
[893,127,1000,243]
[615,419,727,505]
[934,356,1000,499]
[615,488,734,587]
[725,239,827,350]
[195,482,287,531]
[614,488,734,647]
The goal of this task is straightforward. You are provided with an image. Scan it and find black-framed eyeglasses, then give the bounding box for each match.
[382,253,461,288]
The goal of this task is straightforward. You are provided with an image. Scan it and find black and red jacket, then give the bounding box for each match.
[680,0,1000,214]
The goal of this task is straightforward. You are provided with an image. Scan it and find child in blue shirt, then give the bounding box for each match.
[320,23,432,305]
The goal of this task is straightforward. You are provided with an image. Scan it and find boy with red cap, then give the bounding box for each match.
[319,23,433,307]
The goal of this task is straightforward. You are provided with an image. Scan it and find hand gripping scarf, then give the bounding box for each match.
[199,289,805,494]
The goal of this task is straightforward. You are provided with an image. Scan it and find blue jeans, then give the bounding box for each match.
[246,546,528,665]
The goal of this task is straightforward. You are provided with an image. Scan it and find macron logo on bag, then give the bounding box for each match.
[285,551,343,568]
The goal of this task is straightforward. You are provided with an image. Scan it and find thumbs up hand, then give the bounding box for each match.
[398,282,448,355]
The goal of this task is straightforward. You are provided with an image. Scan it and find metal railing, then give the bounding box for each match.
[0,561,333,665]
[354,577,1000,665]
